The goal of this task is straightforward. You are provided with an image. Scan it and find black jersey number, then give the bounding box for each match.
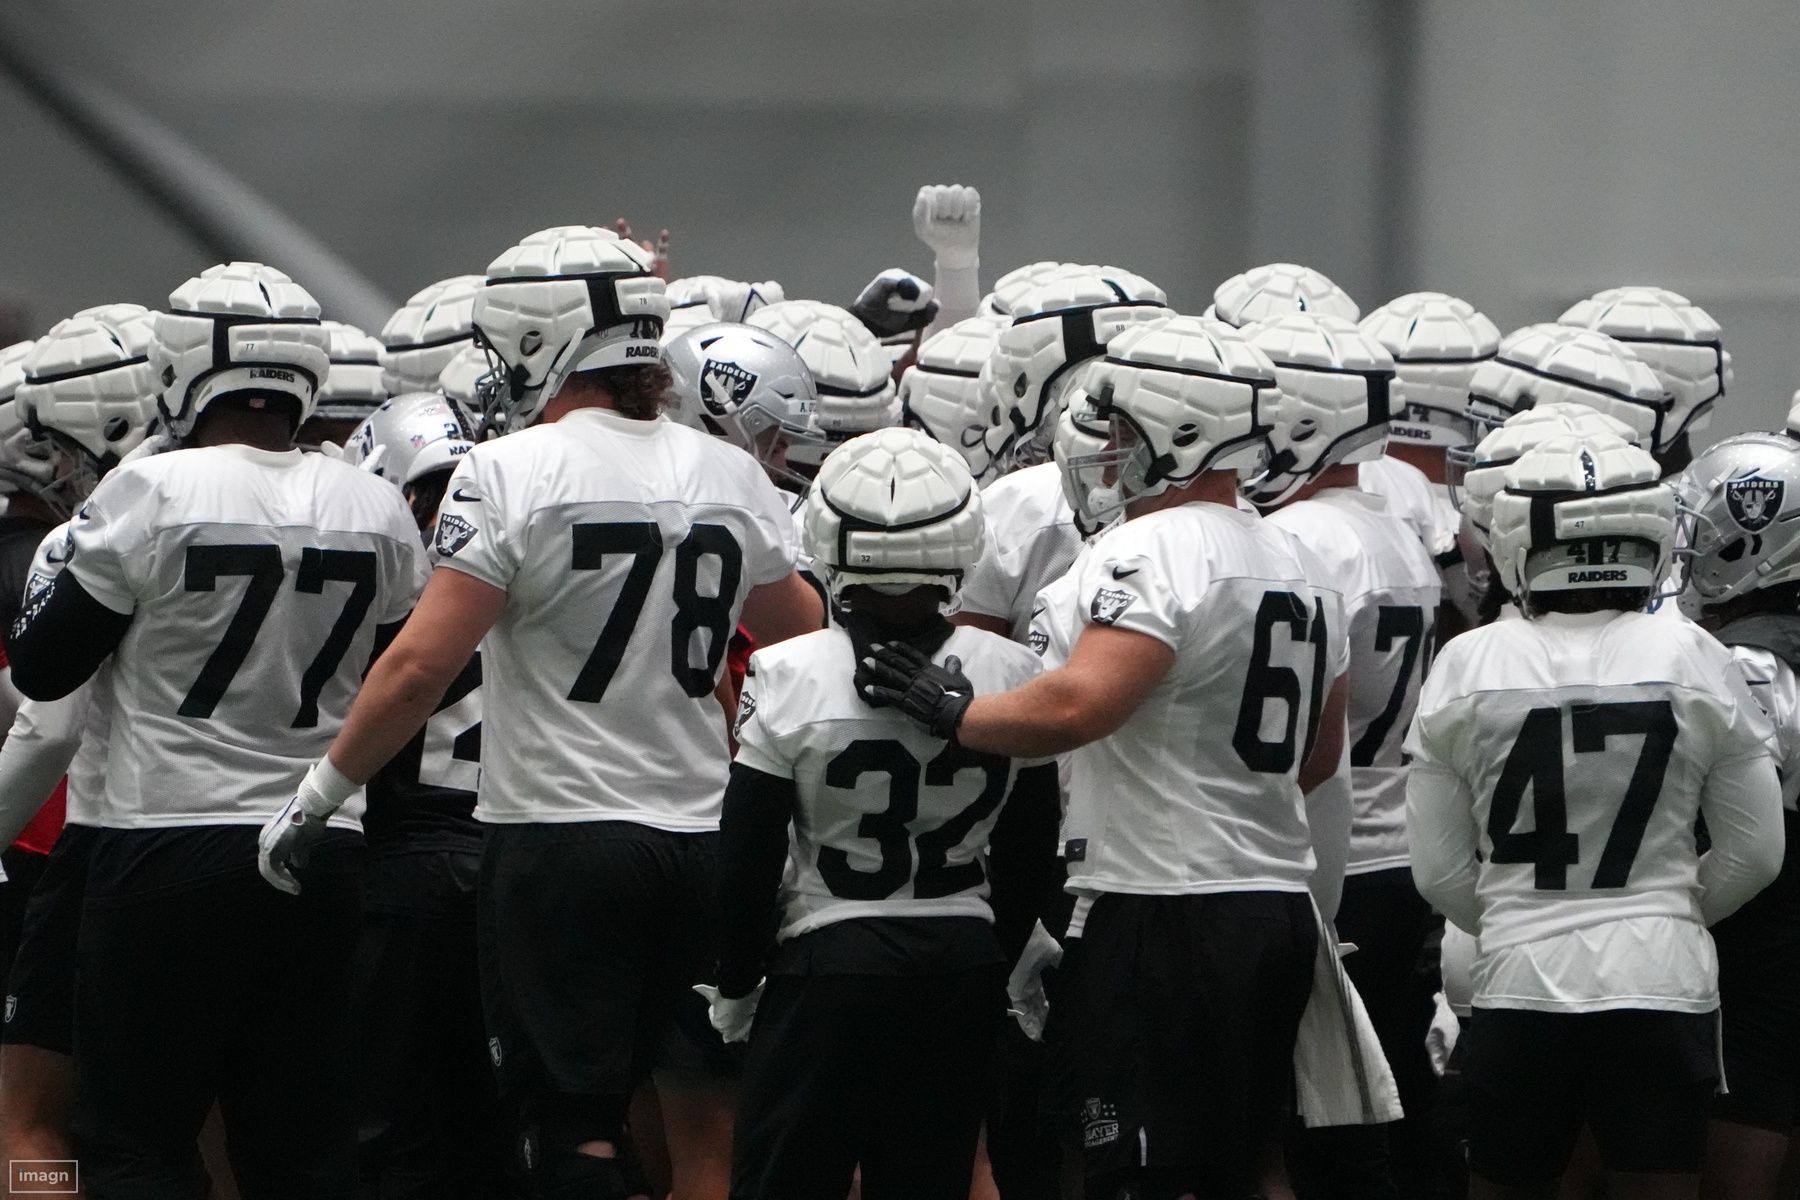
[568,521,743,703]
[1232,590,1330,774]
[817,738,1009,901]
[1349,605,1432,768]
[1487,700,1677,890]
[178,544,377,727]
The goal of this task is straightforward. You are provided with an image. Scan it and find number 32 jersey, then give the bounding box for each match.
[734,625,1046,940]
[435,407,797,829]
[63,445,428,829]
[1055,503,1349,896]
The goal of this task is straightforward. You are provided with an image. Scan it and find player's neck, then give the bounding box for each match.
[193,412,295,453]
[1383,441,1446,483]
[1284,463,1362,505]
[1126,470,1240,518]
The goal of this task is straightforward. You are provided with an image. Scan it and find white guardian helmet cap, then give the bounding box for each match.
[1559,286,1728,444]
[16,305,160,512]
[1462,324,1672,454]
[1359,291,1500,447]
[1211,262,1359,329]
[1453,402,1642,555]
[898,317,1003,483]
[314,320,388,422]
[379,274,484,395]
[748,300,897,455]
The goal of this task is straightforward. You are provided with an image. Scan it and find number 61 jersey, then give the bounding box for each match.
[433,408,798,830]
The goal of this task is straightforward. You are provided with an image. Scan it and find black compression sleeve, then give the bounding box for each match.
[714,762,798,998]
[986,763,1063,965]
[9,572,132,700]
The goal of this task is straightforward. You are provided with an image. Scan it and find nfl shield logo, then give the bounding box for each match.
[1726,473,1785,532]
[700,359,758,415]
[1090,587,1136,625]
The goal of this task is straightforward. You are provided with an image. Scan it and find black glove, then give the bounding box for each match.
[856,641,974,739]
[850,269,940,338]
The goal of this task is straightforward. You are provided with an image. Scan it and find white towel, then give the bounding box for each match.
[1293,899,1403,1127]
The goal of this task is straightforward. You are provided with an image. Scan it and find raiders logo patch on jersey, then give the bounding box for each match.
[701,360,758,414]
[1090,587,1135,625]
[733,689,757,737]
[435,513,478,558]
[1726,473,1784,532]
[1028,626,1049,655]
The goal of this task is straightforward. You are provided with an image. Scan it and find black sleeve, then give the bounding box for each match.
[714,762,798,998]
[986,763,1064,966]
[9,572,133,701]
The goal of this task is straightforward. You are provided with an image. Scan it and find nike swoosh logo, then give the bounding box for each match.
[452,487,481,503]
[1111,566,1139,580]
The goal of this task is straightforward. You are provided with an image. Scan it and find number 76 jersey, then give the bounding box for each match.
[1406,610,1774,952]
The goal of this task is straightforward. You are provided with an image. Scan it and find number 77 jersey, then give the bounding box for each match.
[1406,610,1775,954]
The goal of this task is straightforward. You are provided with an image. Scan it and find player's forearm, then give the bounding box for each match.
[959,675,1115,759]
[0,695,86,849]
[926,259,979,336]
[740,572,824,646]
[1697,753,1786,925]
[1405,766,1482,933]
[714,764,796,997]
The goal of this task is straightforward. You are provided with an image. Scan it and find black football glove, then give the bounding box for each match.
[850,269,940,338]
[856,641,974,739]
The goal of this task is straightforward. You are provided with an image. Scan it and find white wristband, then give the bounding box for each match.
[296,756,359,819]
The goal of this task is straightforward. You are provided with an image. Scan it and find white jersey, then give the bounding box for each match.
[1269,488,1441,872]
[961,463,1084,641]
[64,445,427,829]
[1360,456,1454,558]
[1727,645,1800,812]
[435,407,797,828]
[734,625,1045,939]
[1057,503,1349,895]
[1407,610,1777,1011]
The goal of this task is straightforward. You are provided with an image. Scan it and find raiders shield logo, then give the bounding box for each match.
[701,359,758,415]
[5,994,15,1023]
[488,1036,503,1067]
[1726,473,1785,532]
[733,689,757,737]
[1028,626,1049,656]
[435,513,477,558]
[1090,587,1135,625]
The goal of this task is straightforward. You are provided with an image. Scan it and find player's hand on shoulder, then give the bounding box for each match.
[855,642,974,739]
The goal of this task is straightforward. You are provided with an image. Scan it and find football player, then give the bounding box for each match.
[709,426,1059,1200]
[379,273,486,396]
[259,226,822,1200]
[1245,313,1443,1198]
[336,392,509,1196]
[860,314,1351,1200]
[896,317,1002,483]
[8,263,429,1193]
[1406,433,1782,1198]
[746,299,900,476]
[299,319,388,450]
[1677,432,1800,1199]
[0,308,163,1164]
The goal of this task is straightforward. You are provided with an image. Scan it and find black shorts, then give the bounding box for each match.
[731,964,1005,1200]
[1711,807,1800,1132]
[356,850,511,1198]
[2,824,97,1054]
[1463,1006,1718,1184]
[0,844,49,991]
[1049,890,1316,1198]
[479,821,718,1103]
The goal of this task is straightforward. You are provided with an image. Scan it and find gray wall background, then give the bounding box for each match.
[3,0,1796,441]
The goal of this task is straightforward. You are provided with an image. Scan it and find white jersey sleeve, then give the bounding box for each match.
[734,625,1044,939]
[1269,488,1441,873]
[1057,504,1347,896]
[63,446,427,829]
[960,463,1084,641]
[431,408,799,829]
[1727,645,1800,811]
[1405,610,1780,1011]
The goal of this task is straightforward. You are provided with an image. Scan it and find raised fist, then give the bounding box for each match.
[913,184,981,269]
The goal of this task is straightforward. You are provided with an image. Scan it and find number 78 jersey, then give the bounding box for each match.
[433,409,798,829]
[1406,610,1774,951]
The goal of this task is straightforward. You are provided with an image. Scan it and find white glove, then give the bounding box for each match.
[1004,920,1063,1042]
[256,758,357,895]
[1426,990,1461,1077]
[702,278,785,323]
[913,184,981,269]
[693,980,763,1044]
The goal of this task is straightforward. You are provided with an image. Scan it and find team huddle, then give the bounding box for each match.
[0,182,1794,1200]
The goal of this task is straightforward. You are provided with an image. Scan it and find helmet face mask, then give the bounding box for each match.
[663,320,825,490]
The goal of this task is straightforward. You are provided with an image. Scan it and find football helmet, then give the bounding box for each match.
[16,305,160,513]
[979,261,1081,324]
[1489,433,1674,613]
[1053,380,1112,538]
[471,226,669,436]
[897,318,1002,483]
[343,391,477,488]
[1453,403,1642,554]
[1676,432,1800,613]
[313,320,387,422]
[152,262,329,439]
[1359,292,1500,448]
[747,300,897,455]
[1462,323,1671,452]
[1243,313,1397,508]
[663,321,825,488]
[1063,315,1280,526]
[1559,286,1728,443]
[436,344,487,411]
[1211,263,1359,329]
[801,426,986,611]
[978,265,1168,473]
[379,275,484,395]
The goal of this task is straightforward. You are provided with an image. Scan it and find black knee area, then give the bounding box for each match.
[1085,1166,1193,1200]
[522,1093,637,1200]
